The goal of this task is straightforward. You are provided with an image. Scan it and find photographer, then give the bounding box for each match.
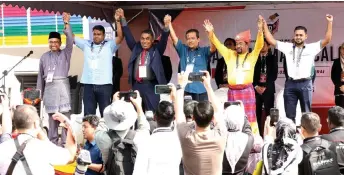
[174,70,227,175]
[0,106,77,175]
[94,90,150,175]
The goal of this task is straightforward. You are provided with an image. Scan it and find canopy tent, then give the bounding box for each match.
[1,1,319,23]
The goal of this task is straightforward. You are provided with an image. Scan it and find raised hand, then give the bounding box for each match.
[326,14,333,22]
[117,8,124,19]
[164,14,172,27]
[114,10,120,22]
[177,71,190,89]
[257,16,263,30]
[200,70,211,88]
[62,12,70,23]
[203,19,214,33]
[130,90,142,108]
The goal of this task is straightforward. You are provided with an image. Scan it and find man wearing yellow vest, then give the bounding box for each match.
[203,17,264,135]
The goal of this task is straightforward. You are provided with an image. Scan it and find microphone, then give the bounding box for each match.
[26,51,33,58]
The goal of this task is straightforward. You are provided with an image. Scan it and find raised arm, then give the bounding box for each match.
[203,20,217,53]
[206,20,233,63]
[156,15,171,56]
[0,94,12,135]
[118,9,136,51]
[174,72,189,124]
[321,14,333,48]
[201,70,221,119]
[114,9,124,45]
[260,15,277,47]
[168,15,179,46]
[62,12,73,60]
[251,17,264,57]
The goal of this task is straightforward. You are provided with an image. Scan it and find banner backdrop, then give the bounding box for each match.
[163,3,344,106]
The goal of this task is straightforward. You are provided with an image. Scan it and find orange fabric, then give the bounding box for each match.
[235,30,251,43]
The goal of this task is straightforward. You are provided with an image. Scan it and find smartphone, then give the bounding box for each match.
[270,108,279,126]
[119,91,137,102]
[155,85,171,94]
[224,101,241,109]
[188,72,206,82]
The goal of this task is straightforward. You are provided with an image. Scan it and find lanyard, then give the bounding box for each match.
[49,51,60,70]
[91,41,106,55]
[292,46,304,68]
[261,56,267,73]
[236,53,249,69]
[186,49,198,64]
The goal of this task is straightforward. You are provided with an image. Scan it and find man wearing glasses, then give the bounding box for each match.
[36,13,73,146]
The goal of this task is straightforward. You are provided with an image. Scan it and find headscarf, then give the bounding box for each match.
[266,118,301,174]
[224,104,249,173]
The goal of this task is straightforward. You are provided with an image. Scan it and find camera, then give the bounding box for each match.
[188,72,206,82]
[224,101,241,109]
[270,108,279,126]
[155,85,172,94]
[119,91,137,102]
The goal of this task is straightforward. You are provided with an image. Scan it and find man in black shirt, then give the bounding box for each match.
[322,106,344,173]
[253,39,278,135]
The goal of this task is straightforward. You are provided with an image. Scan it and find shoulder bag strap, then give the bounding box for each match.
[6,138,33,175]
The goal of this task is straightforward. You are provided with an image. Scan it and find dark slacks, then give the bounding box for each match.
[132,80,160,112]
[255,90,275,136]
[83,84,113,118]
[284,79,312,122]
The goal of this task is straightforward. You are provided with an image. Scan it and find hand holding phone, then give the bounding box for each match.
[188,72,206,82]
[155,85,172,94]
[119,91,137,102]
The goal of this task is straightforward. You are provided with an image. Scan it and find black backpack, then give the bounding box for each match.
[301,139,340,175]
[106,130,137,175]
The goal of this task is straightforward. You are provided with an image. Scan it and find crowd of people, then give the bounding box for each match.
[0,7,343,175]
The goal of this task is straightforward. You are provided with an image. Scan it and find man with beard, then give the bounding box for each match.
[206,17,264,136]
[262,14,333,123]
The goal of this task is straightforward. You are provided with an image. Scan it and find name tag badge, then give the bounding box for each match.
[90,60,98,70]
[260,73,267,83]
[243,62,250,70]
[139,66,147,78]
[185,64,194,74]
[236,70,245,85]
[46,71,54,83]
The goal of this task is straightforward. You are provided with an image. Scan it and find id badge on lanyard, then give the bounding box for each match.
[185,52,196,74]
[260,73,267,83]
[46,66,55,83]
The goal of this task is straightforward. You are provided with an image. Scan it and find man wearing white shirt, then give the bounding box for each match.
[261,14,333,123]
[133,101,182,175]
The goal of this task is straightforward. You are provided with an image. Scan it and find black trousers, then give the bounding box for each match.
[335,95,344,108]
[255,90,275,136]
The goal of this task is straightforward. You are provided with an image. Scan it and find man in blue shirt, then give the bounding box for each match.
[117,9,169,111]
[82,115,104,175]
[74,10,124,117]
[169,17,216,101]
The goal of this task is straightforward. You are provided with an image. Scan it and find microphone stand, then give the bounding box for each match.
[0,51,33,94]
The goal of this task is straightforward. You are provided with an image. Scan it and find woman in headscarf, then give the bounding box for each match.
[262,117,303,175]
[222,101,254,175]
